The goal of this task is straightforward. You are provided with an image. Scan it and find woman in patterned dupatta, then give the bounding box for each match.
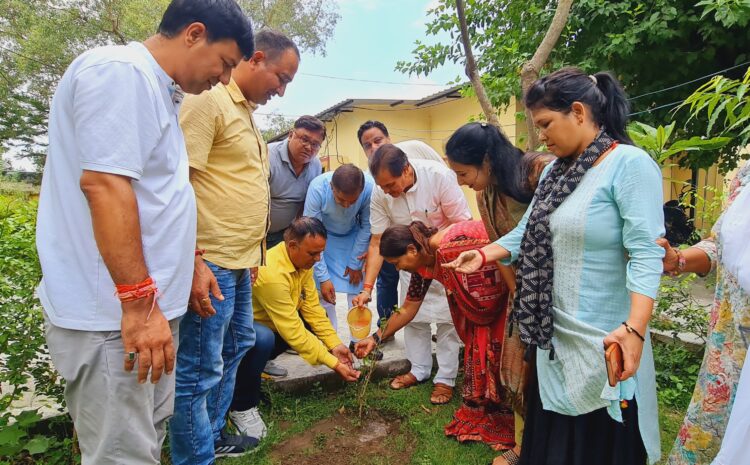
[355,219,516,451]
[445,68,665,465]
[445,122,554,465]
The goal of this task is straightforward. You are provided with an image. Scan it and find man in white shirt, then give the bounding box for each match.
[352,143,471,404]
[356,120,445,323]
[36,1,254,463]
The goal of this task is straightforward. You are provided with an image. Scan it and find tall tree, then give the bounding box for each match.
[0,0,339,169]
[398,0,750,171]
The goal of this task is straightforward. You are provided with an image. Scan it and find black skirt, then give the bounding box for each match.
[519,366,648,465]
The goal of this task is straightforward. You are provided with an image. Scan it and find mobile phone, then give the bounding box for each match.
[605,342,624,387]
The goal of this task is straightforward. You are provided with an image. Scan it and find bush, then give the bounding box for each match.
[652,274,710,343]
[0,194,75,464]
[653,340,703,411]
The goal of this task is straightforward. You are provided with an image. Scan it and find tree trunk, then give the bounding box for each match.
[455,0,503,131]
[521,0,575,149]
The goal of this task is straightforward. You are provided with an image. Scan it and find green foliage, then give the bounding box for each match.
[0,194,76,464]
[400,0,750,171]
[0,410,79,465]
[679,66,750,154]
[260,112,295,142]
[627,121,731,165]
[0,0,339,168]
[652,275,710,342]
[238,0,339,57]
[696,0,750,27]
[653,340,703,410]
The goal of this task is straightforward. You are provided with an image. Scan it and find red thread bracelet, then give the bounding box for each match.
[115,277,159,320]
[195,249,206,256]
[477,248,487,266]
[363,282,374,291]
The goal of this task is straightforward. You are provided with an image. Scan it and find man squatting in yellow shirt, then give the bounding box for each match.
[230,217,361,414]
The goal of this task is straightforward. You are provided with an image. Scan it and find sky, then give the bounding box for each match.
[5,0,464,170]
[254,0,465,130]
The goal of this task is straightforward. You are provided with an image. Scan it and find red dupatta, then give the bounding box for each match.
[429,221,515,449]
[432,221,508,405]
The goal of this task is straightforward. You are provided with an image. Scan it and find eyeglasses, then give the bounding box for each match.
[293,131,322,151]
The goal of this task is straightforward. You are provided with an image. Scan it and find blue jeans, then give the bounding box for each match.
[230,322,279,411]
[377,261,399,320]
[170,261,255,465]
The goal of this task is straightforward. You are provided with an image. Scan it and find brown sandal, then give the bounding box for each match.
[430,382,454,404]
[389,372,420,390]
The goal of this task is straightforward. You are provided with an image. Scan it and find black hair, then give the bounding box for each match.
[283,217,327,243]
[523,67,633,145]
[158,0,255,59]
[369,144,408,178]
[446,122,535,204]
[380,222,437,258]
[294,115,326,139]
[254,28,300,62]
[357,120,389,145]
[331,164,365,195]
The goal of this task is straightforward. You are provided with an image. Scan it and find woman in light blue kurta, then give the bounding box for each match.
[303,164,373,331]
[446,68,665,465]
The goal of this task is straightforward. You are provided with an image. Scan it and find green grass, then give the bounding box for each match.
[657,404,686,465]
[220,379,499,465]
[215,377,688,465]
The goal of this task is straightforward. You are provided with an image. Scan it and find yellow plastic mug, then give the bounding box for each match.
[347,306,372,341]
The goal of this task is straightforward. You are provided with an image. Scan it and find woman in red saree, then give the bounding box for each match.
[354,219,515,451]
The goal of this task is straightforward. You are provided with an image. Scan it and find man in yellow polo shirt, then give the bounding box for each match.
[171,29,300,464]
[230,217,361,428]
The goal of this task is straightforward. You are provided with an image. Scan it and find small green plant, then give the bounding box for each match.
[357,310,399,419]
[0,195,76,464]
[652,274,710,343]
[653,340,703,410]
[313,433,327,449]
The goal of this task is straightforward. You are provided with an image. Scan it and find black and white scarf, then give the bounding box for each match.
[511,130,617,357]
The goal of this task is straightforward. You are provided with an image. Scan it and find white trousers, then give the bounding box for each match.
[404,320,460,386]
[399,271,460,386]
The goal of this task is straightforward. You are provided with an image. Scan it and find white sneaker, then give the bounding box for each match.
[229,407,267,439]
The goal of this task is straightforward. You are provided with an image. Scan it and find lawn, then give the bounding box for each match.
[214,374,690,465]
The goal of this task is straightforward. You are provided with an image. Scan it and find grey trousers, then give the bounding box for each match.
[45,315,180,465]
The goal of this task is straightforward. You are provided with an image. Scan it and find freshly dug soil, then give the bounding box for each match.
[270,410,415,465]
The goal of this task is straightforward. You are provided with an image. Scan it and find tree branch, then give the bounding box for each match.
[521,0,574,149]
[455,0,503,131]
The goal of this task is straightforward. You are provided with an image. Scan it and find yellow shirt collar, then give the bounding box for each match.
[269,242,297,274]
[225,78,258,111]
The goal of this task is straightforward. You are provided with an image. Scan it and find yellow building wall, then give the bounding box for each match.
[316,94,732,232]
[317,95,521,220]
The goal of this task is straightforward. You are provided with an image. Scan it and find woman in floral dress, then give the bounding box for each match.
[664,161,750,464]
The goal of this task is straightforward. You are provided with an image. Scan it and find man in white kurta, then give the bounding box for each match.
[354,143,471,398]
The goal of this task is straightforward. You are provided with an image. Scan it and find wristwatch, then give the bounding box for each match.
[372,331,381,345]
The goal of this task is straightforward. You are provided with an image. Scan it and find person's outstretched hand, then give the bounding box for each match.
[333,362,361,382]
[351,290,372,308]
[331,343,354,368]
[442,250,483,274]
[354,336,377,359]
